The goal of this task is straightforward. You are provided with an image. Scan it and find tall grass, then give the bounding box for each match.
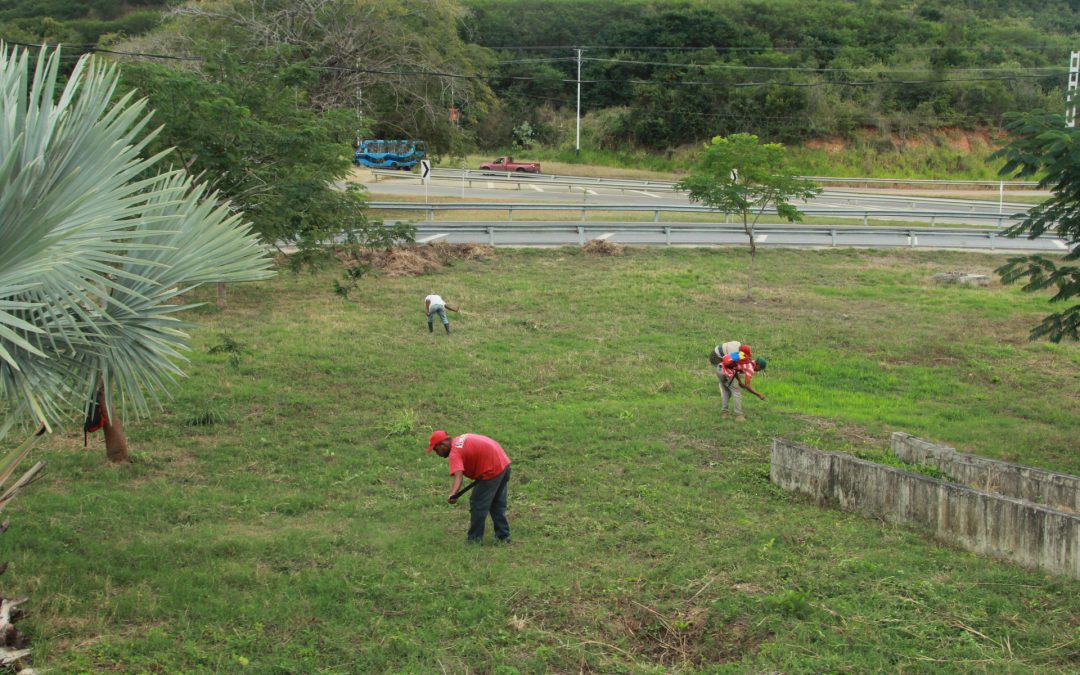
[462,129,1015,181]
[11,247,1080,672]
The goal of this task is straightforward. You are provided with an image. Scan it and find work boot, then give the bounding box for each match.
[428,322,433,333]
[444,324,451,335]
[720,410,729,419]
[735,414,746,423]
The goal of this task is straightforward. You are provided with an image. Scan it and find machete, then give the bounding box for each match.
[449,481,477,501]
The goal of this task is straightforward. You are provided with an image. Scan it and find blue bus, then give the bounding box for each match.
[353,139,426,170]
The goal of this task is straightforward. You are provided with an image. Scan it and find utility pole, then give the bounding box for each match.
[575,48,582,157]
[1068,51,1079,128]
[355,84,363,147]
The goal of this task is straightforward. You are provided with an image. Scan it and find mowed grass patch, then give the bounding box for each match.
[10,246,1080,672]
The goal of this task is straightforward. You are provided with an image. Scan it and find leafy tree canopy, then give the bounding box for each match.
[993,110,1080,342]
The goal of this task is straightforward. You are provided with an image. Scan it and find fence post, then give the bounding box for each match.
[863,213,868,226]
[578,226,585,245]
[508,207,513,222]
[831,229,837,247]
[428,208,434,222]
[988,231,995,250]
[487,226,495,246]
[908,230,917,248]
[653,210,660,223]
[930,216,936,227]
[664,226,672,246]
[581,208,587,222]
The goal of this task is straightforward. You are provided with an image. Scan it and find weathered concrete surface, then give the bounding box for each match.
[892,432,1080,513]
[771,438,1080,579]
[932,272,990,286]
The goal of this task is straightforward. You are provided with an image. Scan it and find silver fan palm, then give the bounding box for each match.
[0,44,275,461]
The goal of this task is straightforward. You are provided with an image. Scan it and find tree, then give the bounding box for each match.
[992,110,1080,342]
[678,133,821,298]
[0,43,274,463]
[131,0,494,155]
[118,53,372,255]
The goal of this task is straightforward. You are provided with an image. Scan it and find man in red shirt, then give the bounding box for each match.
[428,430,512,544]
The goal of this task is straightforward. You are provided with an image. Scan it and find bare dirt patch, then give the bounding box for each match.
[803,136,847,154]
[616,599,771,667]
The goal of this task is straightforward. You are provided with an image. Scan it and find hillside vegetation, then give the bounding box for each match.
[2,0,1076,173]
[14,247,1080,671]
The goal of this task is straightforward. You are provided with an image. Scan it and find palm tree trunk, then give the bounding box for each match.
[97,384,129,463]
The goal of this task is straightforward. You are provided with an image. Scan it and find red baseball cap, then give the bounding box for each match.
[740,344,753,358]
[427,429,449,452]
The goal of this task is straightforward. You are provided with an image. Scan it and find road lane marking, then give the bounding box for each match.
[595,233,615,240]
[417,233,449,243]
[586,189,598,195]
[530,185,544,192]
[486,181,494,189]
[756,234,768,242]
[1054,240,1068,250]
[632,190,660,198]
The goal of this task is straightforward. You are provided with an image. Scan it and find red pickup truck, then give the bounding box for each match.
[479,156,541,173]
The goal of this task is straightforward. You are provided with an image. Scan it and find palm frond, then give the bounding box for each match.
[0,43,275,441]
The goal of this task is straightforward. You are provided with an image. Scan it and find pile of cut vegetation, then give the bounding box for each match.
[337,242,494,277]
[583,238,625,256]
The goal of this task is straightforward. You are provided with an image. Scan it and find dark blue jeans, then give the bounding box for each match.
[468,466,511,543]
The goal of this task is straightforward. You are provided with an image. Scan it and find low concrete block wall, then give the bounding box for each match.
[771,438,1080,579]
[892,432,1080,512]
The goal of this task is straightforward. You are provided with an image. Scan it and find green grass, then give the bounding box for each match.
[10,247,1080,672]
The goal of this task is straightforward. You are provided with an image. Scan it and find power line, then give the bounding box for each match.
[482,43,1072,54]
[4,40,1065,90]
[583,56,1068,75]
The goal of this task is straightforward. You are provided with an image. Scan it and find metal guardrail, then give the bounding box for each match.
[802,175,1039,188]
[366,201,1027,227]
[403,221,1059,251]
[372,168,1042,191]
[375,168,681,192]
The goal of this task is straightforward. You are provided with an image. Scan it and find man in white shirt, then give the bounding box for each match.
[425,294,458,334]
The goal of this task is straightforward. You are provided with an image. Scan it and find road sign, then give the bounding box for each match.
[421,159,431,182]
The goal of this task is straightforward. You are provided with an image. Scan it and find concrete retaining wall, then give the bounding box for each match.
[771,438,1080,579]
[892,432,1080,512]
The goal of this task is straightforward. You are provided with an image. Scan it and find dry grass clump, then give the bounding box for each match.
[583,238,625,256]
[335,242,494,277]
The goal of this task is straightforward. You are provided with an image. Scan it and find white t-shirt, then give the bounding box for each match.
[720,341,741,356]
[425,294,445,309]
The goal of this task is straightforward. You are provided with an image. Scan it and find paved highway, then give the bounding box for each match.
[361,173,1038,228]
[351,169,1066,249]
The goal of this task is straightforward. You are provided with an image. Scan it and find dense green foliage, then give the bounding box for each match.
[4,0,1077,161]
[994,110,1080,341]
[0,0,165,45]
[119,51,376,251]
[13,248,1080,671]
[464,0,1073,150]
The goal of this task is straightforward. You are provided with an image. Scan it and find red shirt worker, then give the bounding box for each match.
[428,430,512,544]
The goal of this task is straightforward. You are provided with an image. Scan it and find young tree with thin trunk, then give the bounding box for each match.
[678,133,821,299]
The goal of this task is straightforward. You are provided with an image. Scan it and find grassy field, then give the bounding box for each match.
[10,246,1080,672]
